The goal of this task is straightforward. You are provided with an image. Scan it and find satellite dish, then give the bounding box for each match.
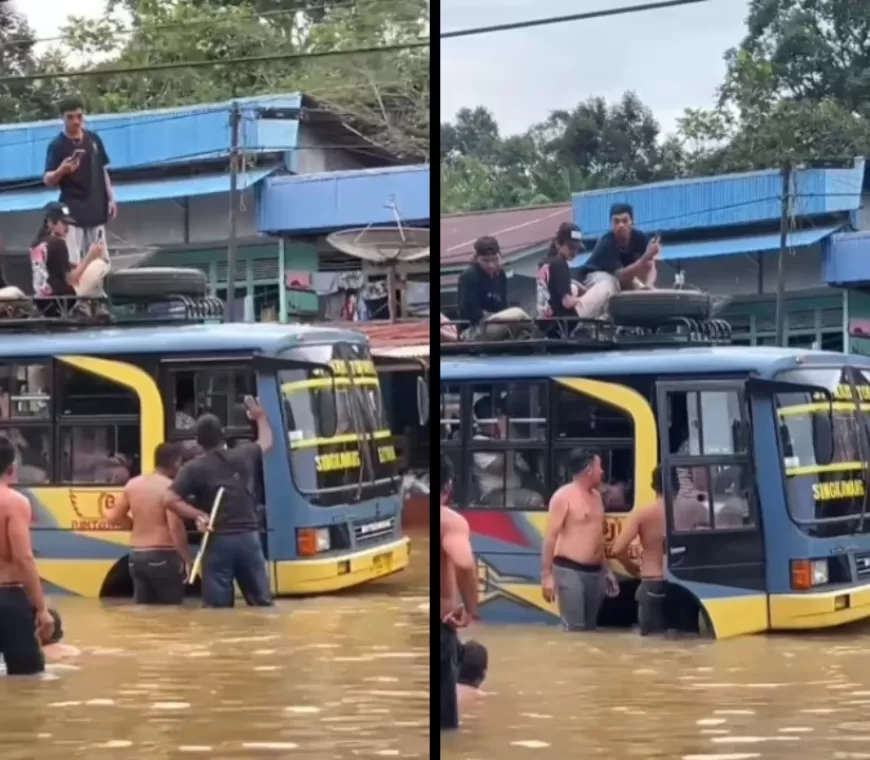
[326,226,429,264]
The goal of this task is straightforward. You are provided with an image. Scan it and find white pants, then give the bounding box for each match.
[65,225,105,265]
[0,286,26,299]
[574,263,658,319]
[75,259,110,297]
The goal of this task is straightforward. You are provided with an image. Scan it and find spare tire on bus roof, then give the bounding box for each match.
[105,267,208,298]
[608,289,715,324]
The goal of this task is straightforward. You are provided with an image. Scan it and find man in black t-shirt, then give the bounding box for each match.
[457,236,532,340]
[163,397,274,608]
[43,95,117,265]
[574,203,660,318]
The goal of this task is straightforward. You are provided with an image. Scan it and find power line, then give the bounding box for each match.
[440,0,713,40]
[2,0,367,48]
[0,39,429,84]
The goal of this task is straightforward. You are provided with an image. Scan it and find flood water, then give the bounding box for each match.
[0,532,430,759]
[444,624,870,760]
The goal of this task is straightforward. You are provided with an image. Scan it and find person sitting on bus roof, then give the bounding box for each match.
[572,204,660,319]
[539,222,586,320]
[31,202,110,316]
[457,236,532,341]
[472,396,544,510]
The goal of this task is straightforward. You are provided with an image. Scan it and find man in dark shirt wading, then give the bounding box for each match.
[43,95,117,265]
[457,236,532,340]
[573,203,660,319]
[164,397,274,608]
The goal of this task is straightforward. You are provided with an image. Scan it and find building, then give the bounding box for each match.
[440,160,870,352]
[0,93,430,323]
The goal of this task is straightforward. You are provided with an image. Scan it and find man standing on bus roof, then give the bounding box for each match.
[0,437,54,675]
[104,442,193,606]
[163,397,274,608]
[43,94,116,265]
[457,236,532,341]
[572,204,661,319]
[611,465,668,636]
[440,454,480,731]
[541,449,619,631]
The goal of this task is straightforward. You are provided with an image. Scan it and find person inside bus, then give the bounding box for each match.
[471,396,544,509]
[569,204,661,319]
[457,236,532,341]
[31,202,110,316]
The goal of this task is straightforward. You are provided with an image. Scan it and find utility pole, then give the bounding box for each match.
[226,101,242,322]
[774,159,792,347]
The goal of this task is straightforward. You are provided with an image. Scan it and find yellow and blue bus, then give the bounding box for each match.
[441,341,870,638]
[2,322,408,598]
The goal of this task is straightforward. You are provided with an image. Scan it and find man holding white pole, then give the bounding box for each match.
[163,397,274,608]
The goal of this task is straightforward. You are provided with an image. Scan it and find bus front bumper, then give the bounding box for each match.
[272,536,410,595]
[769,582,870,629]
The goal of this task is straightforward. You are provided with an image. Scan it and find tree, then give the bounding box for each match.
[58,0,429,160]
[0,4,67,123]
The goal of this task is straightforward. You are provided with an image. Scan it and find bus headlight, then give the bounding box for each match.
[790,558,829,589]
[297,527,331,556]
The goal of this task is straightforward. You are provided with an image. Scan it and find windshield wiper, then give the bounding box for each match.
[846,368,870,535]
[340,346,377,502]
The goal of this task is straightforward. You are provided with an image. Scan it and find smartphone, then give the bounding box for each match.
[72,149,86,159]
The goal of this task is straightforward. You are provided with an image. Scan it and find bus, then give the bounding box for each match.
[2,321,408,598]
[441,336,870,639]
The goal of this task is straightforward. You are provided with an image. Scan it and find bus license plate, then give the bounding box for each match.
[372,552,393,573]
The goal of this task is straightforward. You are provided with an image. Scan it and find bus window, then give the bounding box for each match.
[57,364,140,485]
[665,463,754,532]
[167,366,255,434]
[0,363,51,421]
[666,391,745,457]
[553,385,634,513]
[440,384,461,443]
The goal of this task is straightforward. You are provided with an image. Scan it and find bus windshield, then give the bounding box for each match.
[278,343,398,507]
[775,367,870,536]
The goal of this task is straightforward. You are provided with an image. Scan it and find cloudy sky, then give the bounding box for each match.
[441,0,750,136]
[12,0,104,40]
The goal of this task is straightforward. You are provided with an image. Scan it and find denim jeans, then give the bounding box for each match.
[201,531,273,608]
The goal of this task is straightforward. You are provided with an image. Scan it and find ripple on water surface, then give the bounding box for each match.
[0,531,431,760]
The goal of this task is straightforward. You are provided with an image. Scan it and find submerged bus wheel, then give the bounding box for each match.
[100,556,134,598]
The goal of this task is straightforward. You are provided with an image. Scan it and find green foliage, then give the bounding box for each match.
[2,0,429,160]
[441,0,870,213]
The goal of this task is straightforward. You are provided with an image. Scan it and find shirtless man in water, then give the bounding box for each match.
[440,454,479,731]
[0,437,53,675]
[105,442,204,605]
[541,449,618,631]
[611,465,668,635]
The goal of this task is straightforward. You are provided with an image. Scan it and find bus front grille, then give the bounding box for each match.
[353,518,395,545]
[855,551,870,581]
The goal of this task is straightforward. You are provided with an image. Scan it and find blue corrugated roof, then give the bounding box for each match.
[0,322,366,358]
[572,161,865,235]
[258,164,429,234]
[0,95,302,183]
[0,168,277,214]
[442,346,870,380]
[569,226,840,268]
[824,230,870,285]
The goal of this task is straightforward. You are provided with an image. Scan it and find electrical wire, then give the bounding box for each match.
[0,39,429,84]
[440,0,713,40]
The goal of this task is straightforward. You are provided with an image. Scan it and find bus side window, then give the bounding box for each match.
[167,366,255,435]
[57,364,140,486]
[0,362,52,485]
[553,385,635,513]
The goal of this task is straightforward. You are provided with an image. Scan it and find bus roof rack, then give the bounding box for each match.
[440,316,733,356]
[0,294,225,332]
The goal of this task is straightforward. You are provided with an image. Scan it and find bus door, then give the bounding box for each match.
[655,380,768,638]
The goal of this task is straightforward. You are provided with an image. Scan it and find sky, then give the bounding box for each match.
[12,0,105,41]
[441,0,751,136]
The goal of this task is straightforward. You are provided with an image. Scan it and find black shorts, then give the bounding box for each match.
[440,623,459,731]
[0,585,44,676]
[635,579,667,636]
[129,549,185,605]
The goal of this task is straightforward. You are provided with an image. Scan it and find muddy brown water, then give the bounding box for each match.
[443,622,870,759]
[0,532,430,759]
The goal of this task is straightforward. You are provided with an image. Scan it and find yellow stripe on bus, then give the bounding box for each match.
[289,430,392,450]
[785,461,864,477]
[778,402,870,417]
[281,377,380,393]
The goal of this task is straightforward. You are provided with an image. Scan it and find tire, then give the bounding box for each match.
[608,289,714,324]
[105,267,207,299]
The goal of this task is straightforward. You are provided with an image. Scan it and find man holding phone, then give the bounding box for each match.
[43,95,117,265]
[572,203,661,319]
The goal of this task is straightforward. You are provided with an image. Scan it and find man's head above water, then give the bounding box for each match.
[194,414,224,451]
[458,640,488,688]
